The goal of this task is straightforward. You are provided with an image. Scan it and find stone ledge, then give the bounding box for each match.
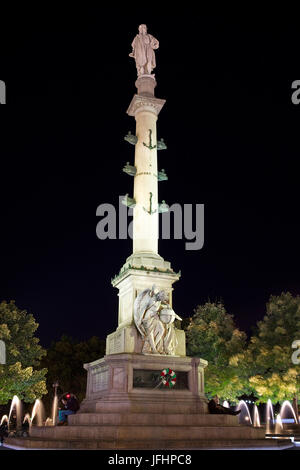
[68,412,239,426]
[5,436,293,450]
[29,423,267,441]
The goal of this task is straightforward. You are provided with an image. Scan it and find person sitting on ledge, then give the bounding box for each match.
[57,393,80,426]
[208,395,241,416]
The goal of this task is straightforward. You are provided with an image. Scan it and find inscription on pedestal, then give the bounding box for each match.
[108,330,125,354]
[92,365,109,392]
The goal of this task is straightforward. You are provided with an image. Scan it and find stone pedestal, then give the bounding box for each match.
[22,352,281,449]
[80,353,208,414]
[135,75,157,97]
[109,255,185,356]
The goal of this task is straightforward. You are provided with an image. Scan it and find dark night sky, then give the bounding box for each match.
[0,7,299,347]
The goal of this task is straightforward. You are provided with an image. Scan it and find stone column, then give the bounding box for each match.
[127,76,165,256]
[107,76,183,356]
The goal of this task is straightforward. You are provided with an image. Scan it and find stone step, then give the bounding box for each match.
[6,436,293,450]
[91,400,207,415]
[30,424,266,441]
[68,412,239,427]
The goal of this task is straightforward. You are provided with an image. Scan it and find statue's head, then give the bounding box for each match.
[156,290,169,303]
[138,24,147,34]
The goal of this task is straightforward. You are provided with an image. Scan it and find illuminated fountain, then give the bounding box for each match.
[265,399,300,438]
[0,415,8,425]
[274,414,283,435]
[236,400,253,425]
[8,395,22,431]
[52,395,58,426]
[266,399,275,434]
[51,380,59,426]
[23,413,31,426]
[31,399,45,426]
[252,404,261,427]
[280,400,298,425]
[0,394,59,436]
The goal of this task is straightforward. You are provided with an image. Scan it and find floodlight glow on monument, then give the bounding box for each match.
[18,25,276,449]
[80,23,209,414]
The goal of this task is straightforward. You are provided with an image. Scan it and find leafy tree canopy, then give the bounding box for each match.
[231,292,300,403]
[0,300,47,404]
[185,301,248,401]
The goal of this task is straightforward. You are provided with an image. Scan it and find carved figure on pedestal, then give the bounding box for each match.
[134,286,182,355]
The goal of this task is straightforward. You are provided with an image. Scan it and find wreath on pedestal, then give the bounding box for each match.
[160,368,177,388]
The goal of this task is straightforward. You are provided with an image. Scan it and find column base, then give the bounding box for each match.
[81,353,208,414]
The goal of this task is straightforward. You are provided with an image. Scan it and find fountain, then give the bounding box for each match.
[280,400,298,424]
[31,399,45,426]
[0,394,59,438]
[0,415,8,425]
[266,399,275,435]
[274,414,284,435]
[8,395,22,431]
[52,395,58,426]
[265,399,300,438]
[23,413,31,426]
[252,404,261,427]
[51,380,59,426]
[236,400,253,425]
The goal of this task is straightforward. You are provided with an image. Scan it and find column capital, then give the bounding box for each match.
[127,94,166,117]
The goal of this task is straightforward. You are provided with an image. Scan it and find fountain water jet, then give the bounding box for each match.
[8,395,22,431]
[252,404,261,427]
[23,413,31,426]
[266,399,275,434]
[0,415,8,425]
[275,414,283,435]
[280,400,298,424]
[236,400,252,425]
[31,399,45,426]
[52,395,58,426]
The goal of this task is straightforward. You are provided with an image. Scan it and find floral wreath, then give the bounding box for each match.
[160,368,177,388]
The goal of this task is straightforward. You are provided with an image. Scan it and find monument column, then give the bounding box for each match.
[107,26,184,355]
[79,24,208,419]
[128,76,165,255]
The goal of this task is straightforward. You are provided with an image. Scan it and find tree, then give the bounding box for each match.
[185,301,248,401]
[233,292,300,404]
[41,335,105,414]
[0,300,47,404]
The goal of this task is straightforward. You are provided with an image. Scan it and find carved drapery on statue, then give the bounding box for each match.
[134,286,182,355]
[129,24,159,76]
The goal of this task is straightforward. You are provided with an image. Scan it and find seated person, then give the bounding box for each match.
[58,393,80,426]
[208,395,241,416]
